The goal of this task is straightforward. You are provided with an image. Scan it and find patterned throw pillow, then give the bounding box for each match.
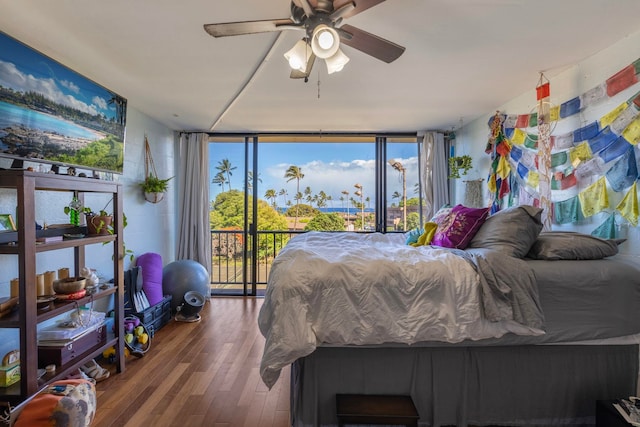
[431,204,489,249]
[14,379,96,427]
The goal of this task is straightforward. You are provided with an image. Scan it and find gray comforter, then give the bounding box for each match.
[258,232,545,388]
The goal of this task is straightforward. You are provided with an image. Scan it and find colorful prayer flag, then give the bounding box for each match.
[516,114,530,128]
[616,181,639,226]
[606,64,638,97]
[569,141,592,164]
[600,136,633,163]
[527,170,539,189]
[537,82,550,100]
[622,116,640,145]
[554,196,584,224]
[580,83,607,108]
[605,146,638,192]
[578,176,609,218]
[511,128,526,146]
[588,126,617,154]
[560,97,581,118]
[573,122,600,143]
[600,102,628,128]
[591,213,617,239]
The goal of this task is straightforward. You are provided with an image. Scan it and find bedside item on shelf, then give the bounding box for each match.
[36,273,45,296]
[0,296,19,314]
[80,267,99,287]
[43,271,56,295]
[0,214,16,232]
[10,278,19,298]
[0,350,20,388]
[62,233,84,239]
[57,267,69,280]
[36,296,55,310]
[54,289,86,301]
[53,277,86,294]
[35,235,63,244]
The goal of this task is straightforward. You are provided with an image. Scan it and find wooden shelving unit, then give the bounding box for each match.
[0,170,125,404]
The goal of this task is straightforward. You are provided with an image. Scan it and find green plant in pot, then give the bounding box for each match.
[64,199,133,261]
[448,155,473,179]
[140,174,173,203]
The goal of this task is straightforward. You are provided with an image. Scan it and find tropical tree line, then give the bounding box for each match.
[211,158,421,235]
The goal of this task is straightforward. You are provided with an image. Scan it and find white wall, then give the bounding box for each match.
[456,29,640,258]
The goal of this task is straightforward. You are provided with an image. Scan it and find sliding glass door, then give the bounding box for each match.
[208,134,422,296]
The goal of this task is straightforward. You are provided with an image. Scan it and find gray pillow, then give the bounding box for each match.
[467,205,543,258]
[527,231,624,260]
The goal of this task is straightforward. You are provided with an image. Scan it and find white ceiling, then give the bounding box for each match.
[2,0,640,134]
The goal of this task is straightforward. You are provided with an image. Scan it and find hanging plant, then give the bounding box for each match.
[140,135,173,203]
[448,155,473,179]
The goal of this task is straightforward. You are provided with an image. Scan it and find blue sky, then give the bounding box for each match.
[0,32,120,120]
[209,140,420,207]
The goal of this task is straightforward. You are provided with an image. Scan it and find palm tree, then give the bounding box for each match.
[212,172,226,188]
[304,186,313,204]
[264,189,277,209]
[278,188,288,207]
[392,191,401,204]
[216,158,236,191]
[247,171,262,193]
[341,190,350,229]
[284,165,304,229]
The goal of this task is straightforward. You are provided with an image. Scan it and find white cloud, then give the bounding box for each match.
[60,79,80,94]
[92,95,108,110]
[263,156,420,205]
[0,59,99,116]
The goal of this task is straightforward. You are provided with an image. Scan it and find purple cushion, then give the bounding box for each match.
[431,204,489,249]
[136,252,164,306]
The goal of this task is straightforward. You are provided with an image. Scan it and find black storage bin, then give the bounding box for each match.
[124,267,172,337]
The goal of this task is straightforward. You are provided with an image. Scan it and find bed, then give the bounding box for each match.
[258,205,640,427]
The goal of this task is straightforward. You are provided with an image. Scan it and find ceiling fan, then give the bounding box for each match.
[203,0,405,79]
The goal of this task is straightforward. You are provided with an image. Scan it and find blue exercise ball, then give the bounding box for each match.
[162,260,210,312]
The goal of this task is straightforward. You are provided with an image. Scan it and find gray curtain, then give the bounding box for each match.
[420,131,449,219]
[177,133,211,274]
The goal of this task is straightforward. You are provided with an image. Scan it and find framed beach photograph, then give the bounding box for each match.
[0,214,16,232]
[0,31,127,174]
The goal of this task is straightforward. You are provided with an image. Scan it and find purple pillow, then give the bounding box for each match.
[431,204,489,249]
[136,252,164,306]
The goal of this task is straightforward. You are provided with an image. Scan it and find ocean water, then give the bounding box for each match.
[0,101,98,140]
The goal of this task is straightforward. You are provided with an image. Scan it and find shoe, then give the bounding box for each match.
[80,359,110,382]
[66,368,94,383]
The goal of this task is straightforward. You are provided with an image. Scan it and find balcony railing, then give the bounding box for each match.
[210,229,304,293]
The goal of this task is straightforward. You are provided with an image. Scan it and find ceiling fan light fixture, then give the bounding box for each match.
[284,39,311,71]
[311,24,340,59]
[325,48,349,74]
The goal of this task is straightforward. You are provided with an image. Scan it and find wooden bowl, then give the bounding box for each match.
[53,277,87,294]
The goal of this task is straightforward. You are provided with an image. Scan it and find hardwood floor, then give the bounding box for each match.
[93,297,290,427]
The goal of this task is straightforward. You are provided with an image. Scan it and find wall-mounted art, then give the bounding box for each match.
[0,31,127,174]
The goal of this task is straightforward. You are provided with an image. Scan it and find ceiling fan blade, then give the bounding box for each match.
[204,18,297,37]
[330,2,356,21]
[290,53,316,79]
[332,0,386,19]
[338,24,405,63]
[292,0,315,17]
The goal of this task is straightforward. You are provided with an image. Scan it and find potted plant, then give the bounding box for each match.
[448,155,473,179]
[64,198,133,261]
[140,174,173,203]
[141,135,172,203]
